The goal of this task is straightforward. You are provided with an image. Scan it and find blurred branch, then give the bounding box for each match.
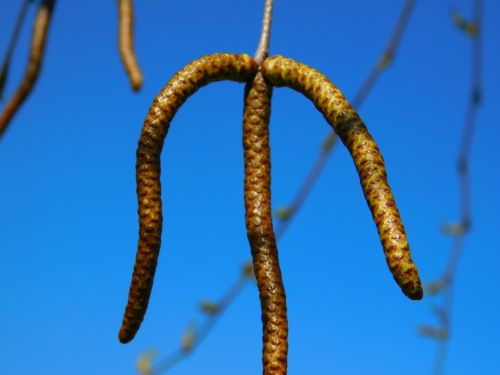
[0,0,32,100]
[142,267,253,375]
[418,2,483,374]
[141,1,418,373]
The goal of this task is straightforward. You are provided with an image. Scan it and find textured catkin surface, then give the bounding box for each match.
[118,0,142,91]
[118,53,258,343]
[0,0,56,137]
[243,72,288,375]
[262,56,423,300]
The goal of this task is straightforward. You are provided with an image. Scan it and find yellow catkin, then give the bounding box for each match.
[0,0,56,137]
[262,55,423,300]
[243,72,288,375]
[119,53,258,344]
[118,0,143,91]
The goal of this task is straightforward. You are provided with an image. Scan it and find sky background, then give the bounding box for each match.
[1,0,499,374]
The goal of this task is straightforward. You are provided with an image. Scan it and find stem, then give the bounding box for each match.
[254,0,274,64]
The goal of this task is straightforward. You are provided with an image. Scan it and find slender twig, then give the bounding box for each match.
[254,0,273,64]
[0,0,32,100]
[0,0,56,138]
[150,275,250,375]
[429,1,482,374]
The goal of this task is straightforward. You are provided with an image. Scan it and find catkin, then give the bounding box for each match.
[119,53,258,343]
[118,0,143,91]
[243,72,288,375]
[261,55,423,300]
[0,0,56,137]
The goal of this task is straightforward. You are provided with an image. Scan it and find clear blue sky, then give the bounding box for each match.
[1,1,499,374]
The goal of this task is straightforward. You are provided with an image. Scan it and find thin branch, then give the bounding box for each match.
[254,0,274,64]
[149,275,250,375]
[0,0,32,100]
[425,1,482,374]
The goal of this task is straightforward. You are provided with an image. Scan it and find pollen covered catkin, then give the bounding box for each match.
[118,0,143,91]
[261,55,423,300]
[243,72,288,375]
[0,0,56,137]
[119,53,258,344]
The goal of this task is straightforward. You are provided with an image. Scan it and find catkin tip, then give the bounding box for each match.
[405,285,424,300]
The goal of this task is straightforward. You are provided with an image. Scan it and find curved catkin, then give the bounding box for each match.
[118,0,143,91]
[243,72,288,375]
[261,55,423,300]
[118,53,258,344]
[0,0,56,138]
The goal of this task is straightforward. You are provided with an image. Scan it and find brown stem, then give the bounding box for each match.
[262,55,423,300]
[244,72,288,374]
[0,0,56,138]
[118,53,258,344]
[118,0,143,91]
[254,0,274,64]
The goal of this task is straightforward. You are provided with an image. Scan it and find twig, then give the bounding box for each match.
[254,0,273,64]
[428,1,482,374]
[0,0,32,100]
[149,275,250,375]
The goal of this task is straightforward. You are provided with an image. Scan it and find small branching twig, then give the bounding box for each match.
[0,0,56,138]
[118,0,143,91]
[418,2,483,374]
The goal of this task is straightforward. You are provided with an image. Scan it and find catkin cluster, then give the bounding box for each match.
[119,53,423,375]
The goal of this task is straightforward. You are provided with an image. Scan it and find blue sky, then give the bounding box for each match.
[1,1,499,374]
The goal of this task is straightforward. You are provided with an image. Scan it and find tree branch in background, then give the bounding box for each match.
[137,2,417,373]
[417,2,482,374]
[0,0,55,138]
[118,0,143,92]
[0,0,32,100]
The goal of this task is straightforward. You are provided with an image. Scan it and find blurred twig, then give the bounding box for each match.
[142,269,252,375]
[0,0,32,100]
[139,1,417,373]
[418,2,482,374]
